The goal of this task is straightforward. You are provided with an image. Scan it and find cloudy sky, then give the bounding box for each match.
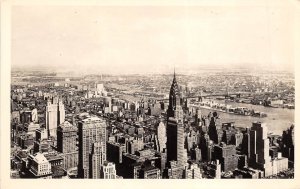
[11,3,296,74]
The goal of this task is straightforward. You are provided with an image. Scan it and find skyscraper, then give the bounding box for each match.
[78,116,107,178]
[184,163,202,179]
[195,108,202,126]
[242,127,251,159]
[214,143,238,172]
[249,122,272,177]
[57,99,65,126]
[208,113,218,144]
[166,118,186,167]
[57,121,78,170]
[90,142,106,179]
[156,121,166,152]
[166,71,187,168]
[167,71,182,119]
[101,162,117,179]
[45,97,65,138]
[282,125,294,161]
[31,108,38,123]
[45,99,57,138]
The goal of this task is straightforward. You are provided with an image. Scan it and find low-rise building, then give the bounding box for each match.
[28,153,52,179]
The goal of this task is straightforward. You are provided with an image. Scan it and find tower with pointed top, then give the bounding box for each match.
[166,70,187,170]
[167,70,182,120]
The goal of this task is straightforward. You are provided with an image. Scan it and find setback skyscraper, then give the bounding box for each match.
[45,97,65,138]
[249,122,272,177]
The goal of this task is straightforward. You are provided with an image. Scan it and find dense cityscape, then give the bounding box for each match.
[10,68,294,179]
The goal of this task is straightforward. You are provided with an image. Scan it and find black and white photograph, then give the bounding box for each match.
[1,0,299,188]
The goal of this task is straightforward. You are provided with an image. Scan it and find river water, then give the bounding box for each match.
[198,99,294,135]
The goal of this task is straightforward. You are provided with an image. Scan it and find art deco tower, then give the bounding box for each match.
[166,70,187,167]
[167,70,182,120]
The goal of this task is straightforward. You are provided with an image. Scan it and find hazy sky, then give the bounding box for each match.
[12,4,296,74]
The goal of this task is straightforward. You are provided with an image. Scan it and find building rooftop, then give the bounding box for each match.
[82,116,103,123]
[59,121,74,127]
[58,121,77,131]
[142,165,158,172]
[124,153,144,162]
[52,165,66,178]
[103,162,115,167]
[44,152,64,162]
[32,153,48,164]
[16,150,28,159]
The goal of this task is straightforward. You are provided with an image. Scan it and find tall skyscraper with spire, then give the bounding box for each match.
[166,70,187,169]
[167,69,182,120]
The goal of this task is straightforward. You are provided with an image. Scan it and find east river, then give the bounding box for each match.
[198,99,294,135]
